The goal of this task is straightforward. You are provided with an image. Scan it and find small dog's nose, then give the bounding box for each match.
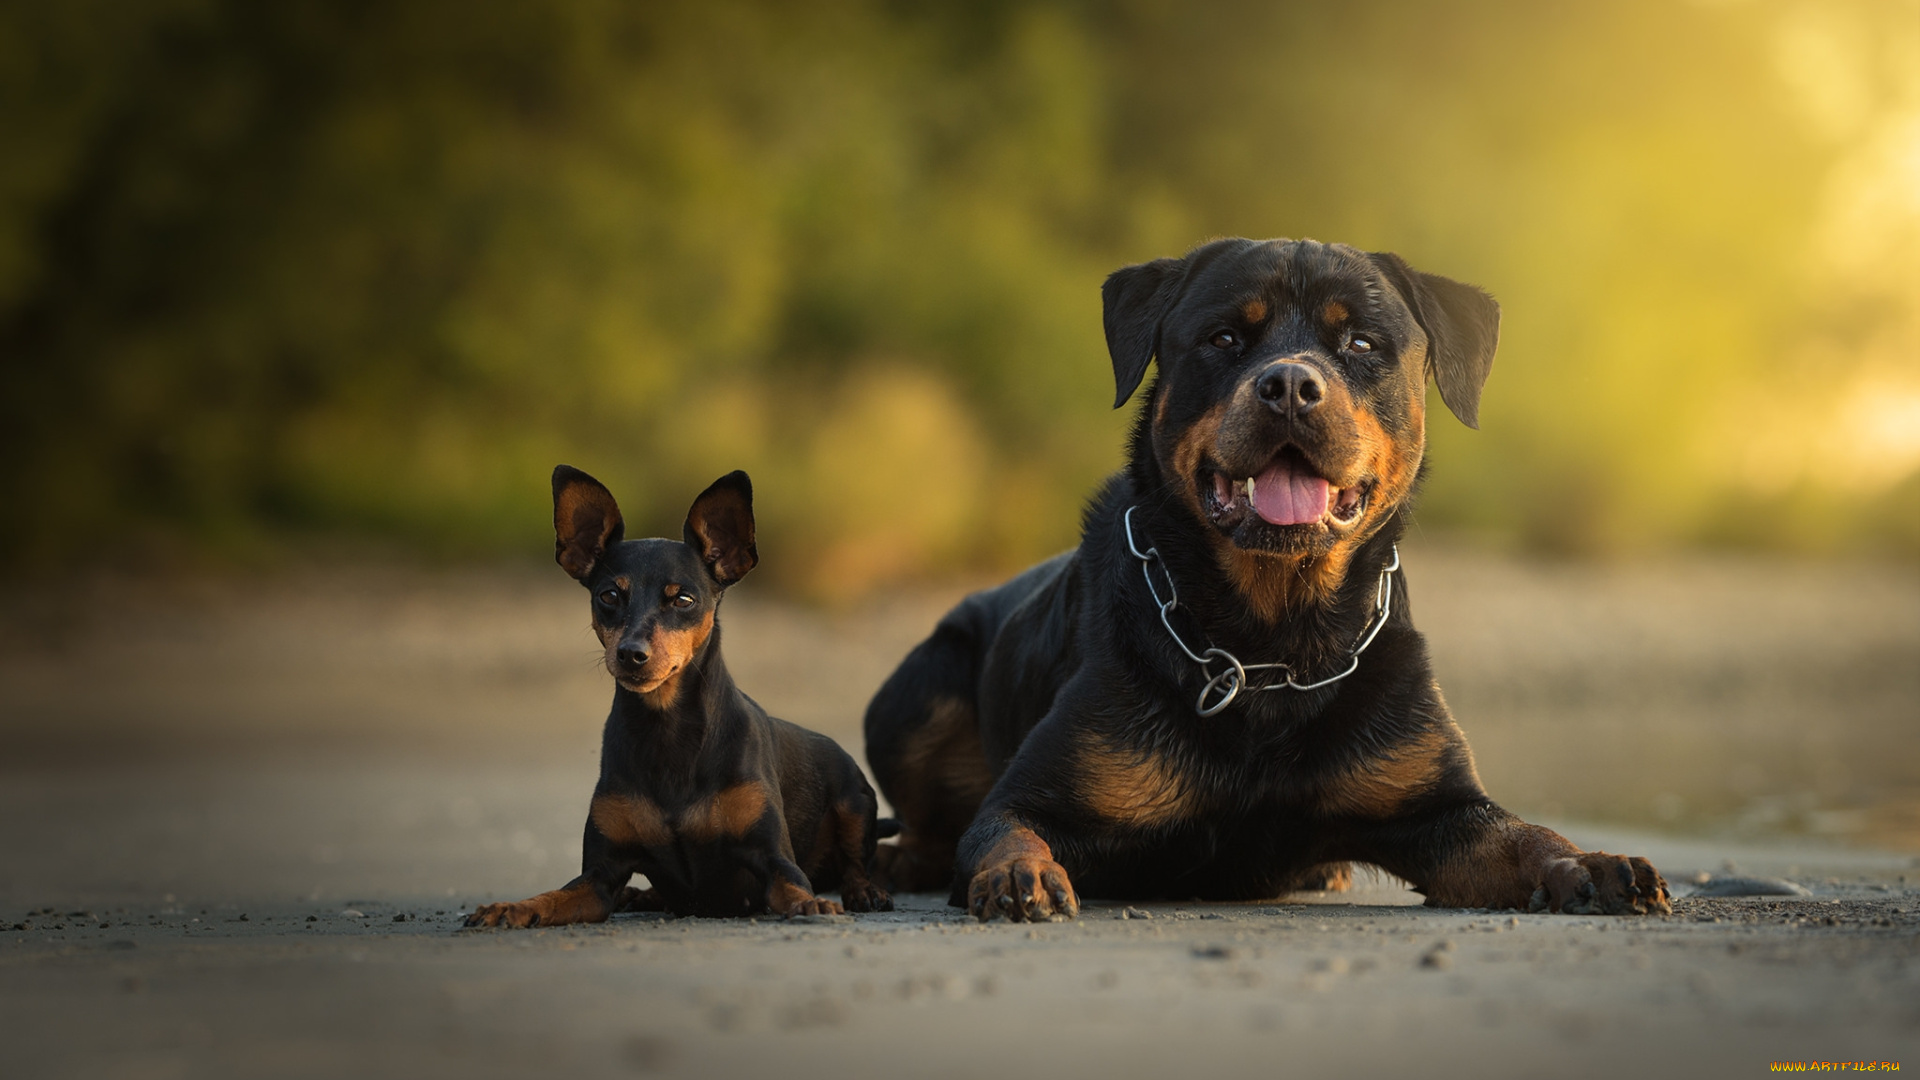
[616,642,650,667]
[1256,362,1325,417]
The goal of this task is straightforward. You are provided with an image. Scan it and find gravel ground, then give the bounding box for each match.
[2,545,1917,1078]
[3,855,1917,1080]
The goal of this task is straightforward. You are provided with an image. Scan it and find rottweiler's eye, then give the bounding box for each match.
[1210,331,1238,349]
[597,589,623,606]
[670,592,696,610]
[1346,334,1375,354]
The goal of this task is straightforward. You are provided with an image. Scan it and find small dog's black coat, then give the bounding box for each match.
[466,469,890,926]
[864,238,1670,921]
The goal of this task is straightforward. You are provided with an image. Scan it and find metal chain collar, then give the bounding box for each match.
[1123,505,1400,717]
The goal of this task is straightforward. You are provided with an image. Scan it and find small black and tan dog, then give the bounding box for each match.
[865,237,1671,921]
[466,468,891,926]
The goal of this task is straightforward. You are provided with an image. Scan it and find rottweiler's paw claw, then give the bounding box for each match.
[1534,853,1671,916]
[967,856,1079,923]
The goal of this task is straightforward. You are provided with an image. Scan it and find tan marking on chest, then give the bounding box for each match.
[591,793,672,847]
[1220,548,1345,623]
[681,781,770,842]
[1076,735,1195,829]
[594,782,771,847]
[1319,727,1449,819]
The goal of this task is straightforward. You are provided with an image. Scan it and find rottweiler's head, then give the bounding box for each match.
[551,466,757,704]
[1106,238,1498,612]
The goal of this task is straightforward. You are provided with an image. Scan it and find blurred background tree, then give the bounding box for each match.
[3,0,1916,597]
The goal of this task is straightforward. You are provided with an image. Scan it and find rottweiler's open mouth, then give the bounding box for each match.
[1203,447,1371,531]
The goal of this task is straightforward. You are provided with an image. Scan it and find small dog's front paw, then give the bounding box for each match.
[967,856,1079,923]
[785,896,844,917]
[768,880,842,917]
[1529,853,1670,916]
[464,901,542,929]
[842,882,893,913]
[463,885,610,928]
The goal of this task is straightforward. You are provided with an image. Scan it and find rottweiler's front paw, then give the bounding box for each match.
[463,901,543,928]
[842,881,893,913]
[783,896,845,917]
[967,856,1079,922]
[1528,853,1670,916]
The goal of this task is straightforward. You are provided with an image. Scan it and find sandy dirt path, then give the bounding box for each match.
[2,811,1916,1080]
[2,545,1917,1077]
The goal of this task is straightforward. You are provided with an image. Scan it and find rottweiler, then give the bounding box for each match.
[466,468,892,925]
[864,238,1671,921]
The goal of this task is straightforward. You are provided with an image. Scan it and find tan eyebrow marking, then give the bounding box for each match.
[1323,301,1349,323]
[663,583,681,598]
[1240,299,1268,323]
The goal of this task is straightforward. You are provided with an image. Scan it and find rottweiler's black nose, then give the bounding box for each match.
[1256,362,1325,417]
[617,641,651,667]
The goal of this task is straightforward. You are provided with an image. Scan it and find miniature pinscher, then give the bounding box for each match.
[466,467,892,925]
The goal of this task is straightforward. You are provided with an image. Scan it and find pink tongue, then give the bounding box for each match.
[1250,457,1330,526]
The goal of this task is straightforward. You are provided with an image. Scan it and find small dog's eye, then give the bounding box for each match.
[1347,334,1375,354]
[598,589,622,607]
[671,592,695,610]
[1210,331,1237,349]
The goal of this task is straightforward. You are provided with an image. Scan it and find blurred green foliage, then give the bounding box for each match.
[3,0,1916,594]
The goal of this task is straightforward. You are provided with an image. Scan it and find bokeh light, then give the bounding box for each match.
[2,0,1914,591]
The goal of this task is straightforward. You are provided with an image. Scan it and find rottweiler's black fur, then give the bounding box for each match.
[865,238,1671,921]
[466,468,891,926]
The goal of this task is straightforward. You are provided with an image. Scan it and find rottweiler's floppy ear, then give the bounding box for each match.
[683,470,758,586]
[553,465,625,580]
[1102,256,1189,409]
[1369,252,1501,429]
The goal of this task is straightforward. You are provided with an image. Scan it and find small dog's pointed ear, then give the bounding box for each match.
[553,465,625,580]
[1102,256,1188,409]
[1370,252,1501,429]
[683,470,757,586]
